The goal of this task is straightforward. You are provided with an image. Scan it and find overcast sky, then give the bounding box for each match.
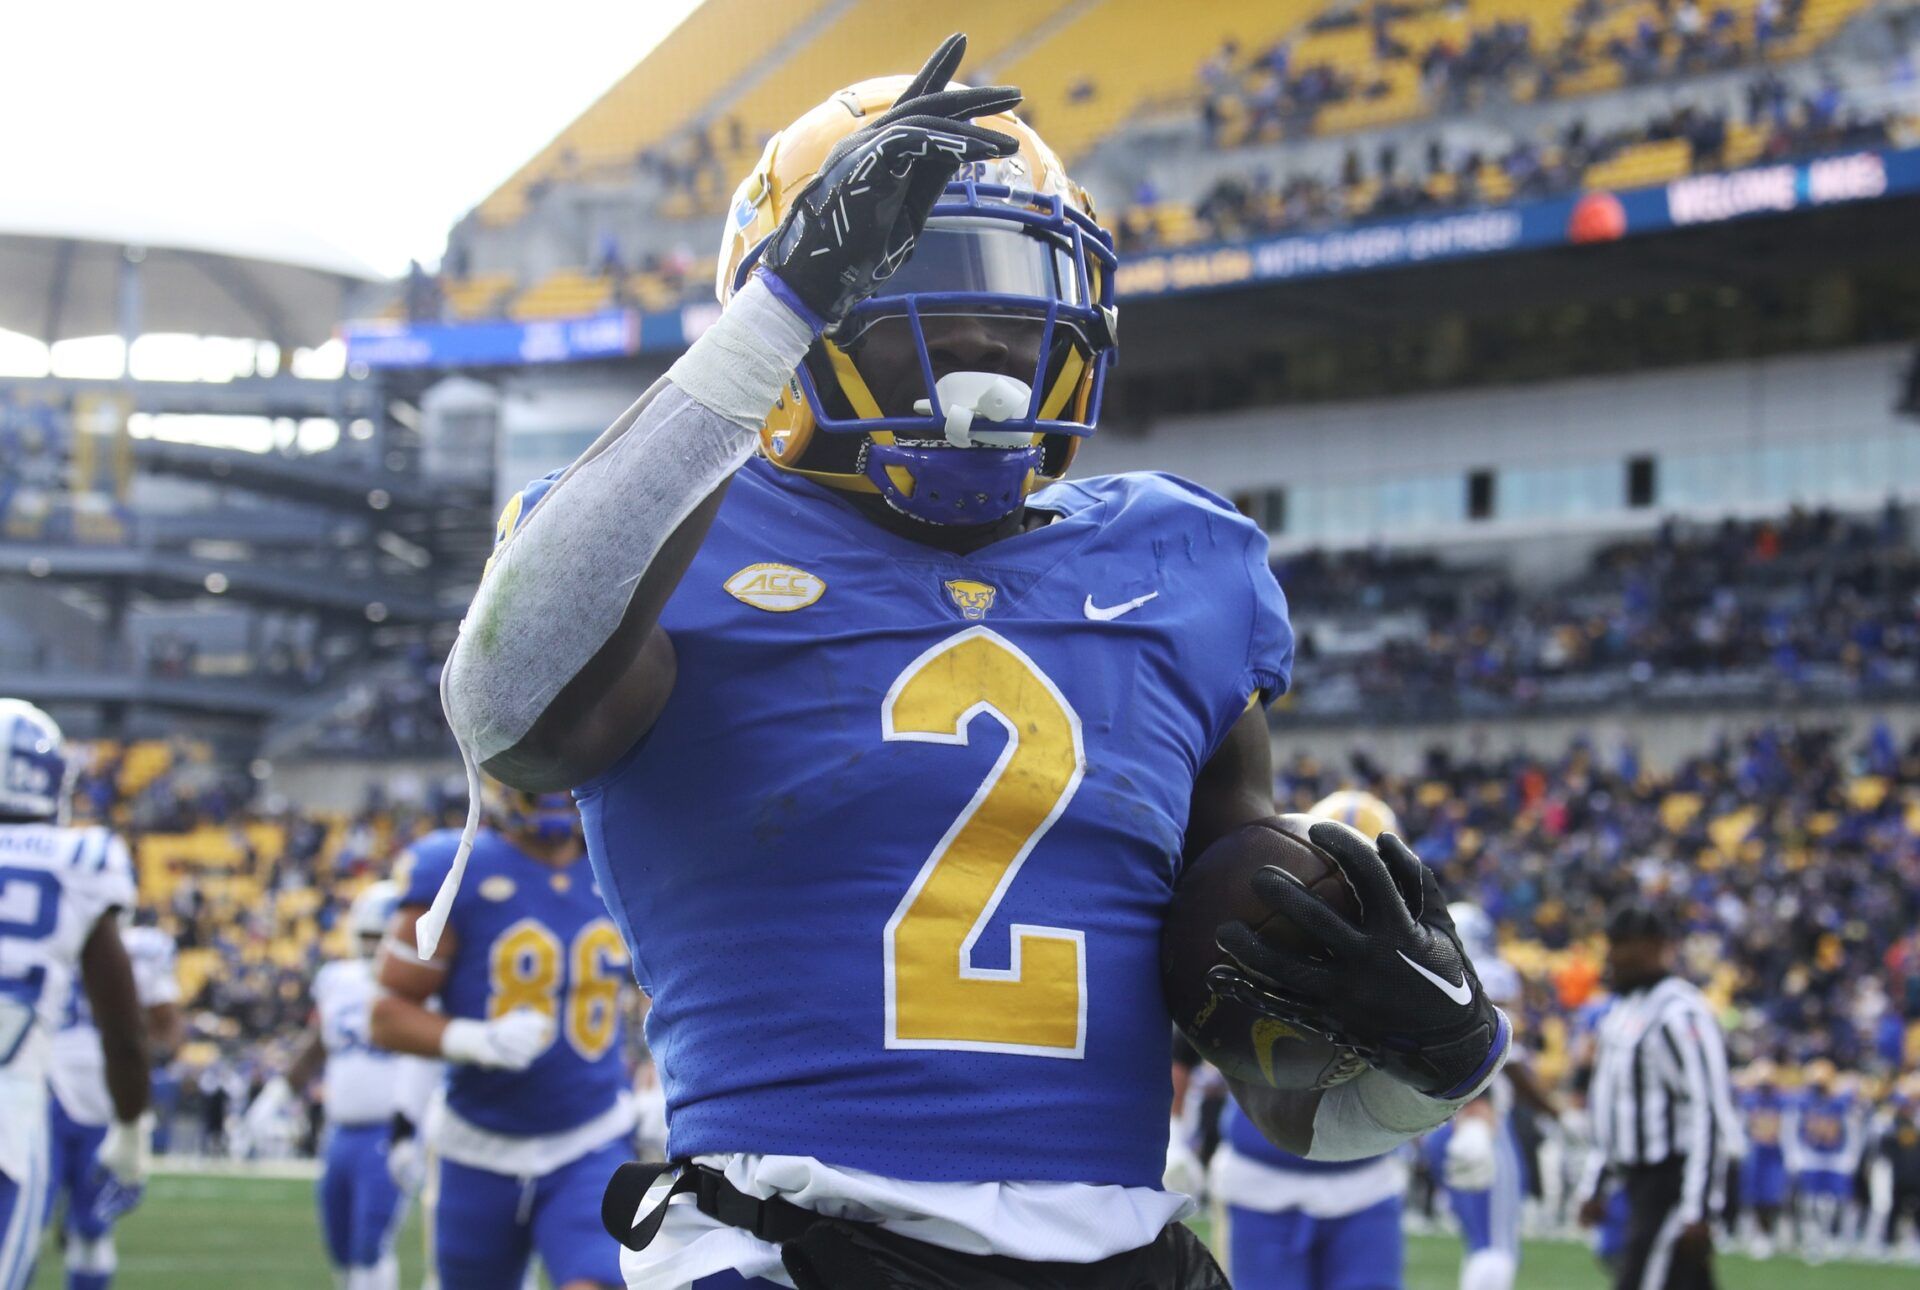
[0,1,701,278]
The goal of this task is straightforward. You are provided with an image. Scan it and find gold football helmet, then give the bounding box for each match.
[715,74,1117,524]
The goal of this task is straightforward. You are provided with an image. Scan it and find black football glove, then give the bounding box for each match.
[1212,823,1509,1100]
[759,33,1020,330]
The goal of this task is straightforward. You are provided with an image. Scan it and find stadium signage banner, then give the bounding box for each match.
[341,147,1919,368]
[1115,145,1920,300]
[342,309,641,370]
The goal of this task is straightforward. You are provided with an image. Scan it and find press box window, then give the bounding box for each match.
[1466,469,1496,521]
[1626,456,1657,508]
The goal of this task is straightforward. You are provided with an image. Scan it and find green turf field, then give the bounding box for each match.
[25,1172,1920,1288]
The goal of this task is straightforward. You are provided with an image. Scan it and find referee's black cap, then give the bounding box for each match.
[1606,901,1674,943]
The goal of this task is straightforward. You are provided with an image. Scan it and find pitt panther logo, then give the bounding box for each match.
[943,579,998,620]
[725,563,825,612]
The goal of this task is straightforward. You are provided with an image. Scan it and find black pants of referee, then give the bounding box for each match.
[1617,1161,1714,1290]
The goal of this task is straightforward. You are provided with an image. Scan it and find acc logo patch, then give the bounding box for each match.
[725,563,825,612]
[478,876,516,902]
[944,579,997,621]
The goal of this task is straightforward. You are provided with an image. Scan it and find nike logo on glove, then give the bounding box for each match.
[1398,951,1473,1005]
[1083,591,1158,621]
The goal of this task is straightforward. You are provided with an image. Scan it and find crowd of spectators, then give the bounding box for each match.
[1125,69,1902,250]
[1196,0,1817,147]
[305,644,456,757]
[1284,503,1920,720]
[1278,717,1920,1076]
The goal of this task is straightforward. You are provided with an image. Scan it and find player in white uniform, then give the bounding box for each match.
[46,916,181,1290]
[0,701,151,1290]
[1423,903,1556,1290]
[246,881,410,1290]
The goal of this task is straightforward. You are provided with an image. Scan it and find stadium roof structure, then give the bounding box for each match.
[0,191,380,348]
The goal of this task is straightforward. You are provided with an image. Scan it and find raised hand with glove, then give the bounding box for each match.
[755,33,1020,331]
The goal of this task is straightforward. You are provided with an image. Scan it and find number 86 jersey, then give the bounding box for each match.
[569,457,1293,1188]
[396,830,630,1138]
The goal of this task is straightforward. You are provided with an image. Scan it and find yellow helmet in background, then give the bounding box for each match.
[715,74,1118,523]
[1309,789,1402,840]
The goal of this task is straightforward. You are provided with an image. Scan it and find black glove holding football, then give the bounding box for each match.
[1212,823,1508,1100]
[759,33,1020,330]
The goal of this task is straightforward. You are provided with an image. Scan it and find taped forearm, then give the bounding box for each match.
[443,274,815,764]
[1307,1034,1511,1161]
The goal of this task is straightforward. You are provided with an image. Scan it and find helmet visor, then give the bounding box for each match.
[867,218,1085,307]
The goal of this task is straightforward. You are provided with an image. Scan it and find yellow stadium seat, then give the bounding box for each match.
[1582,137,1692,191]
[508,270,615,320]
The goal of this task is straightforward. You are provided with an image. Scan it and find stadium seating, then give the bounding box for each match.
[507,269,614,320]
[999,0,1326,165]
[476,0,840,226]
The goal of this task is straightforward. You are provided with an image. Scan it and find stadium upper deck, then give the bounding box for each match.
[372,0,1901,335]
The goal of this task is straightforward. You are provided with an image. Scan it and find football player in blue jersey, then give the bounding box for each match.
[433,34,1509,1289]
[370,786,634,1290]
[1786,1058,1864,1262]
[1734,1060,1790,1257]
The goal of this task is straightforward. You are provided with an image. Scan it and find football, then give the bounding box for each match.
[1161,814,1366,1091]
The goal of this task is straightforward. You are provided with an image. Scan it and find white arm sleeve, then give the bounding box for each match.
[421,274,814,955]
[443,273,814,767]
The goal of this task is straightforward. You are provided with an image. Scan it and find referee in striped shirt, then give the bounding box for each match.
[1577,905,1744,1290]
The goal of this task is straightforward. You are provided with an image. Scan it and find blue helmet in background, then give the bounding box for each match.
[0,699,71,822]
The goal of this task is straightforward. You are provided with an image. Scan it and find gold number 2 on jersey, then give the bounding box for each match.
[882,627,1086,1058]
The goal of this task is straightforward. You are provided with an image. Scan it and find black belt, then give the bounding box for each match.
[602,1160,841,1253]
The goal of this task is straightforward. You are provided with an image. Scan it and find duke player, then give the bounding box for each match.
[246,880,410,1289]
[1208,792,1408,1290]
[46,912,180,1290]
[0,702,150,1290]
[434,36,1508,1289]
[372,787,633,1290]
[1422,904,1542,1290]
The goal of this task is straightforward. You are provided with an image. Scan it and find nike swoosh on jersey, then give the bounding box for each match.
[1398,951,1473,1006]
[1082,591,1159,621]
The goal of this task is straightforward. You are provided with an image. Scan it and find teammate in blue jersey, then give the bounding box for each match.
[45,914,180,1290]
[372,790,634,1290]
[1786,1059,1864,1261]
[245,881,410,1290]
[436,35,1509,1290]
[1735,1060,1790,1257]
[0,702,150,1290]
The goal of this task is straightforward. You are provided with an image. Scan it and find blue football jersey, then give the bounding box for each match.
[1741,1088,1786,1152]
[566,456,1292,1187]
[397,829,629,1137]
[1222,1100,1382,1175]
[1792,1090,1857,1164]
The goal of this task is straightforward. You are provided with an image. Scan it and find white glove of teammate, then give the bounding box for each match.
[1444,1115,1498,1191]
[1163,1120,1205,1200]
[387,1135,427,1194]
[243,1075,295,1146]
[98,1111,155,1185]
[440,1009,553,1070]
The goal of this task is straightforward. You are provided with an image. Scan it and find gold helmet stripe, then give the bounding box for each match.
[1037,347,1087,421]
[825,343,886,421]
